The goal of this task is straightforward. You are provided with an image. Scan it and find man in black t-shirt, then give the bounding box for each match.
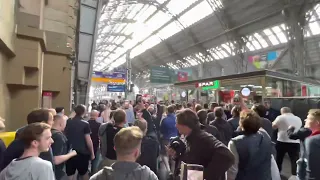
[51,115,77,180]
[88,110,101,174]
[65,105,94,180]
[99,109,127,168]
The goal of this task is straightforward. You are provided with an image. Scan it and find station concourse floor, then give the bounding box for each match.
[156,155,293,180]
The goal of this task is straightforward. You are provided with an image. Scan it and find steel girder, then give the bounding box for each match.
[206,0,248,74]
[283,0,316,76]
[75,0,103,106]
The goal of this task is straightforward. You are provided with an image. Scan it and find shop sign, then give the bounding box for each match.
[196,80,220,90]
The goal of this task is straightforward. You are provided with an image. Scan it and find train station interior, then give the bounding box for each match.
[0,0,320,180]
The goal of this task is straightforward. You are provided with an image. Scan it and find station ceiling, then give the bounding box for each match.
[93,0,320,76]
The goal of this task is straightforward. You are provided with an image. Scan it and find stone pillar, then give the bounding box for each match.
[0,0,78,131]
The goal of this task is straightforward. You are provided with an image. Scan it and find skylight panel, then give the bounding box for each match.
[280,24,286,30]
[221,44,232,54]
[179,1,213,27]
[246,42,256,51]
[211,52,220,60]
[156,0,166,4]
[219,49,229,58]
[251,40,262,50]
[263,29,280,45]
[157,22,183,39]
[214,0,224,8]
[215,50,224,59]
[271,26,282,33]
[309,21,320,35]
[126,4,143,19]
[166,0,195,15]
[115,36,126,44]
[253,33,268,48]
[146,11,171,32]
[136,5,157,23]
[275,31,288,43]
[263,29,273,36]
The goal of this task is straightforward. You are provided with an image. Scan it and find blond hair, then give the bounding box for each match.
[133,119,148,134]
[308,109,320,121]
[114,126,143,156]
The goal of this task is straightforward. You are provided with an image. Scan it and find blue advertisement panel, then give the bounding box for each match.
[93,70,126,79]
[107,85,126,92]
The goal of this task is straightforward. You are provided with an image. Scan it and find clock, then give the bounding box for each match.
[181,91,187,98]
[241,87,251,97]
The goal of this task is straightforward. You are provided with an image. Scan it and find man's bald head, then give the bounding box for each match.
[281,107,291,114]
[90,110,99,120]
[53,114,67,131]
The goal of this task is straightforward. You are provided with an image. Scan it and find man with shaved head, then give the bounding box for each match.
[51,115,77,180]
[134,119,160,175]
[272,107,302,179]
[88,110,101,174]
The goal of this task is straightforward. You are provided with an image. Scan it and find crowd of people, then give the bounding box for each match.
[0,98,319,180]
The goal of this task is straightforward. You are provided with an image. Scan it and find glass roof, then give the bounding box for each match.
[94,0,219,71]
[163,3,320,69]
[94,1,320,73]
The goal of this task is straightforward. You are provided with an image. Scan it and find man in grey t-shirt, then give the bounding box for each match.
[91,127,158,180]
[0,123,55,180]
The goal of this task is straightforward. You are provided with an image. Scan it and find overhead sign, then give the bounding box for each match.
[92,70,126,84]
[150,67,174,84]
[196,80,220,90]
[107,85,125,92]
[93,71,126,79]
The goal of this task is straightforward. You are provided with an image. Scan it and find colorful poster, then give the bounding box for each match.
[177,71,188,82]
[248,50,283,69]
[173,68,193,83]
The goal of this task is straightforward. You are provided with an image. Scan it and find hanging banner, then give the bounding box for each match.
[248,50,284,69]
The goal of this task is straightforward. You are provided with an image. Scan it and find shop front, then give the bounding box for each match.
[174,70,320,107]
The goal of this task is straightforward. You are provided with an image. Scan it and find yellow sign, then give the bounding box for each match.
[91,77,125,83]
[0,132,16,147]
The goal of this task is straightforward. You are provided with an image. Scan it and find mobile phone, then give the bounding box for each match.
[136,94,142,103]
[181,162,204,180]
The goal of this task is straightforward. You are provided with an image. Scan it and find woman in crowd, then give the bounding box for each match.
[227,110,272,180]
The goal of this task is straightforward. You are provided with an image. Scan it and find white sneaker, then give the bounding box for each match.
[288,175,299,180]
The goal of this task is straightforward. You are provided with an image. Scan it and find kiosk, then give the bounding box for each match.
[174,70,320,110]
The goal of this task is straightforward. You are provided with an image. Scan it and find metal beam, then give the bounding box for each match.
[75,0,102,106]
[283,0,313,76]
[100,32,133,39]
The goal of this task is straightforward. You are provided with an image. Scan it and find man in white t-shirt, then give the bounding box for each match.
[272,107,302,180]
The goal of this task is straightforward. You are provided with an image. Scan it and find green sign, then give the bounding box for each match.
[201,80,220,90]
[150,67,174,84]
